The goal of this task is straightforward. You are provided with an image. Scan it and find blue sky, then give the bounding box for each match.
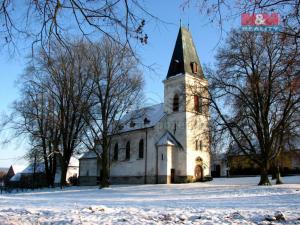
[0,1,238,167]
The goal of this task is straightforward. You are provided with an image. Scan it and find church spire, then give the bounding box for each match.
[166,27,204,79]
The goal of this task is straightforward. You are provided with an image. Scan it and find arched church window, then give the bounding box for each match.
[139,139,144,159]
[173,94,179,112]
[191,62,198,74]
[194,95,202,113]
[199,140,203,151]
[126,141,130,160]
[113,143,118,161]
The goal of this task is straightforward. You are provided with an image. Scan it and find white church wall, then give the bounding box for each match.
[157,145,169,176]
[110,130,148,177]
[163,115,187,176]
[144,127,159,177]
[79,158,98,177]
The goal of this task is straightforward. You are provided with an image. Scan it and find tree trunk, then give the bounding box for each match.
[57,154,67,189]
[275,166,283,184]
[60,163,67,188]
[50,157,57,188]
[271,163,276,180]
[258,166,271,185]
[43,139,52,187]
[100,136,110,188]
[33,154,37,190]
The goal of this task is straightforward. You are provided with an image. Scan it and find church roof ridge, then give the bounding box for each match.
[129,102,163,113]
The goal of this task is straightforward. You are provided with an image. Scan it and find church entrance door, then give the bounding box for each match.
[195,165,203,181]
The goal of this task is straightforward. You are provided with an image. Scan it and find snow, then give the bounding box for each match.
[120,103,165,132]
[10,163,45,182]
[1,176,300,224]
[80,151,98,159]
[68,157,80,167]
[10,165,26,174]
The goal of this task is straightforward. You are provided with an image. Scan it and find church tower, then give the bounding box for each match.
[163,27,211,182]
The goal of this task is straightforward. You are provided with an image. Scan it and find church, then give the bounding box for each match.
[79,27,211,185]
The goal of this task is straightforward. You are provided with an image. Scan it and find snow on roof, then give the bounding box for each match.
[11,165,26,174]
[23,163,45,173]
[80,151,98,159]
[10,163,45,182]
[119,103,165,133]
[68,157,80,167]
[10,173,21,182]
[10,157,79,181]
[156,131,183,149]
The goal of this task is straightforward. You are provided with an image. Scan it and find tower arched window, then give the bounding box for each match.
[113,143,118,161]
[139,139,144,159]
[194,95,202,113]
[173,94,179,112]
[191,62,198,74]
[125,141,130,160]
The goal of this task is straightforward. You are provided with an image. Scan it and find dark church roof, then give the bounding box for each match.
[166,27,204,79]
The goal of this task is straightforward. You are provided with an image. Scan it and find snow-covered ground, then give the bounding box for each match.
[0,176,300,225]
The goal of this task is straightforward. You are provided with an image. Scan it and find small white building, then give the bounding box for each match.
[11,157,79,186]
[54,156,79,184]
[211,153,229,177]
[79,26,211,185]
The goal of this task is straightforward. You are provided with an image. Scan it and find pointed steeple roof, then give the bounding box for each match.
[166,27,204,79]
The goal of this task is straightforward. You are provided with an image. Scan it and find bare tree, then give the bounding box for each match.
[10,40,94,187]
[0,0,154,52]
[182,0,300,41]
[205,30,300,185]
[11,74,58,187]
[81,37,143,188]
[39,42,95,186]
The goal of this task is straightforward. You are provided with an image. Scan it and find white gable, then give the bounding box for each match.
[156,131,183,149]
